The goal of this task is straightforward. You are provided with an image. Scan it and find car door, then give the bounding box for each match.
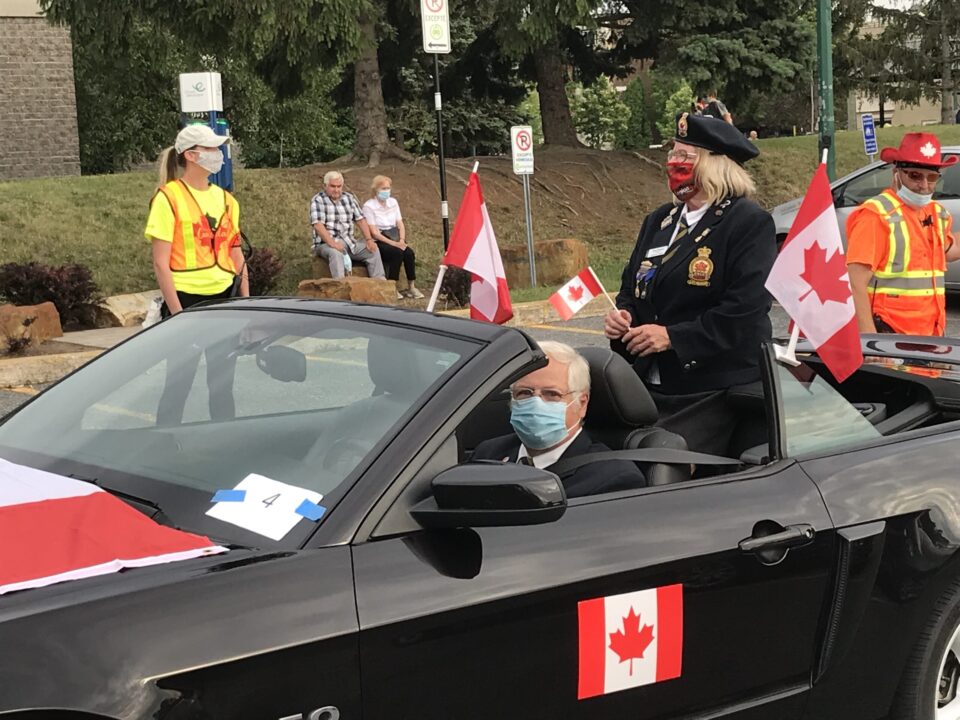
[351,363,837,719]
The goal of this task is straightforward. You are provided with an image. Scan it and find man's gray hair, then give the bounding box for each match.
[323,170,343,185]
[538,341,591,393]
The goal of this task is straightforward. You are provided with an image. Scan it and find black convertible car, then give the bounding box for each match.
[2,298,960,720]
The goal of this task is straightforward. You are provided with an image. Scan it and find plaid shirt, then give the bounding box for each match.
[309,191,364,251]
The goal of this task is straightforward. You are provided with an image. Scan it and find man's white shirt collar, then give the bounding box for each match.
[517,428,583,469]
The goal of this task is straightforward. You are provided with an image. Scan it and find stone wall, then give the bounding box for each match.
[0,13,81,180]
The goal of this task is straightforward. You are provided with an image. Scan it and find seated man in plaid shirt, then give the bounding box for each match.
[309,170,386,280]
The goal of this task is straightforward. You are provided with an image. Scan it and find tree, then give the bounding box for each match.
[571,76,630,148]
[616,77,652,149]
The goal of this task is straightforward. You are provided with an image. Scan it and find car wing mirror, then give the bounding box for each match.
[256,345,307,382]
[410,460,567,529]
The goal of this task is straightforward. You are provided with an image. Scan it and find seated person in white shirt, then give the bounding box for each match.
[470,341,646,498]
[362,175,424,299]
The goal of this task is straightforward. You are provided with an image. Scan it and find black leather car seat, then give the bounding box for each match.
[576,346,690,486]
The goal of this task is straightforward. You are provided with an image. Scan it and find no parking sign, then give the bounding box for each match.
[511,125,534,175]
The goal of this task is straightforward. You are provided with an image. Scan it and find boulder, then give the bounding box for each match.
[297,277,398,305]
[500,238,589,288]
[0,302,62,352]
[310,255,408,291]
[93,290,163,328]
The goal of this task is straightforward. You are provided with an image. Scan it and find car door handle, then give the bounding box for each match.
[739,524,815,553]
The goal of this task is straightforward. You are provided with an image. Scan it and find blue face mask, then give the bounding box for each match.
[377,189,391,201]
[509,396,572,450]
[896,177,933,208]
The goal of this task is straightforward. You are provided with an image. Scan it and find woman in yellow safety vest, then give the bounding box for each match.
[144,124,249,425]
[146,124,248,317]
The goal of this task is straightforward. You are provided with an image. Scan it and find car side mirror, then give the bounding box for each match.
[410,461,567,529]
[256,345,307,382]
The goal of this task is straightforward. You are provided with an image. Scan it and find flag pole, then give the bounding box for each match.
[820,149,829,165]
[588,266,620,313]
[426,266,447,313]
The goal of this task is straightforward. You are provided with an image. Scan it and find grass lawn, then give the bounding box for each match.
[2,123,959,303]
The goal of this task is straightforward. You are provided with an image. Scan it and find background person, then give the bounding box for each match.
[362,175,424,299]
[701,89,734,124]
[310,171,386,280]
[847,132,959,336]
[603,113,775,456]
[145,124,249,424]
[471,341,646,498]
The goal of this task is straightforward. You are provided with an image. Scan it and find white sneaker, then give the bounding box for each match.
[408,287,425,299]
[396,292,404,300]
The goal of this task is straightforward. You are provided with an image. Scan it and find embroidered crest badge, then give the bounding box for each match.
[920,141,938,158]
[688,247,714,287]
[677,113,689,138]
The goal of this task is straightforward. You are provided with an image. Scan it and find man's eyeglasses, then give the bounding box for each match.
[511,387,576,403]
[666,150,699,163]
[901,168,942,184]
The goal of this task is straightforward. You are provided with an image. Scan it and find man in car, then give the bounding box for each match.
[847,132,960,336]
[471,341,646,498]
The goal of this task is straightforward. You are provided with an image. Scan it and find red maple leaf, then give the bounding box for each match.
[567,283,585,303]
[608,607,655,675]
[799,242,850,305]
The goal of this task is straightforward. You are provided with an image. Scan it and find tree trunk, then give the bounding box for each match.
[878,86,885,126]
[349,19,413,167]
[533,39,583,147]
[940,1,956,125]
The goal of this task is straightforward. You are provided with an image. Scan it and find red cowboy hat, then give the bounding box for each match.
[880,132,958,169]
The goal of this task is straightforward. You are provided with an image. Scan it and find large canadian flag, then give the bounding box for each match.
[442,170,513,324]
[577,584,683,699]
[765,164,863,382]
[0,458,226,595]
[550,267,604,321]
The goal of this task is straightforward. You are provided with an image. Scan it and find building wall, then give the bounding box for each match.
[0,2,81,180]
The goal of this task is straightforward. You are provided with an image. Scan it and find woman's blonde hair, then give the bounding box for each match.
[692,152,756,205]
[371,175,392,195]
[157,146,186,188]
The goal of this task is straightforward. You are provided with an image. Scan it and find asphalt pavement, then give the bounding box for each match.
[4,298,960,419]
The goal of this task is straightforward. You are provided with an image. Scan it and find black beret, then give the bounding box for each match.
[674,112,759,164]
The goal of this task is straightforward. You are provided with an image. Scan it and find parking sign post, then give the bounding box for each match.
[421,0,452,250]
[511,125,537,287]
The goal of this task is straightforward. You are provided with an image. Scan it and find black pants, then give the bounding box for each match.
[376,227,416,282]
[157,287,237,425]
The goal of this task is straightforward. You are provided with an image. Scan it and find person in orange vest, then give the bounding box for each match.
[145,125,249,424]
[146,124,248,316]
[847,132,960,336]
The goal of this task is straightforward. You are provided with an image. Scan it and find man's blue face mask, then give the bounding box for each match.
[509,396,574,450]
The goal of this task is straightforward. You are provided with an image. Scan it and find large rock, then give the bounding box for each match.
[297,277,398,305]
[93,290,163,328]
[500,238,589,288]
[0,302,62,352]
[311,255,409,291]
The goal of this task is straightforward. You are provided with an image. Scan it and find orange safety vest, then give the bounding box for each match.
[155,180,239,274]
[856,190,951,336]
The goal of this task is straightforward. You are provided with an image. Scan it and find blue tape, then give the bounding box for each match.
[295,499,326,522]
[212,489,246,503]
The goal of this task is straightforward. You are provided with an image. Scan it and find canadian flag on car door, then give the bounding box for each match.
[577,584,683,699]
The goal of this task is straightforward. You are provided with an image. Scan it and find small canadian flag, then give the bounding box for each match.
[550,267,604,321]
[577,584,683,700]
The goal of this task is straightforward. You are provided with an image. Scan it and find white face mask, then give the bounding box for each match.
[195,149,224,175]
[895,173,934,208]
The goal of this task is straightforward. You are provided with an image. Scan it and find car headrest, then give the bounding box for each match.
[576,346,659,428]
[367,335,431,398]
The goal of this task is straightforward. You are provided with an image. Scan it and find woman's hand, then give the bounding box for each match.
[604,308,632,339]
[623,324,671,356]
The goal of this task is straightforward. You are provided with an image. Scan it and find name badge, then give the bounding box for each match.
[645,245,669,259]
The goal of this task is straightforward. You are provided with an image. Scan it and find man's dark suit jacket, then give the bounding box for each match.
[470,430,646,499]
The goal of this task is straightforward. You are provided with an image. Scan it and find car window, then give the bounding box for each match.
[776,361,882,456]
[0,310,473,546]
[839,164,893,207]
[936,155,960,200]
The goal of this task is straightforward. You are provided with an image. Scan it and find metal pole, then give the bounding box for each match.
[522,174,536,286]
[816,0,836,180]
[434,53,450,250]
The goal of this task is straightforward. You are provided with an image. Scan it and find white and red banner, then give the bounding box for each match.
[550,267,604,321]
[765,164,863,382]
[442,170,513,324]
[0,458,227,595]
[577,584,683,700]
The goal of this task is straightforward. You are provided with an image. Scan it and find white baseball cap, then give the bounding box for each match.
[175,124,229,154]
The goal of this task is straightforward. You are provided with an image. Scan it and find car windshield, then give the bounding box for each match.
[0,308,473,547]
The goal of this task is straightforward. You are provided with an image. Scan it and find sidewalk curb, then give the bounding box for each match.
[0,349,102,388]
[438,292,613,327]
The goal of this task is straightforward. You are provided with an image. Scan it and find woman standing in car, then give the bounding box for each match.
[603,113,776,455]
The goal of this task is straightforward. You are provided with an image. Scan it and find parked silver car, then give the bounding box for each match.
[770,146,960,288]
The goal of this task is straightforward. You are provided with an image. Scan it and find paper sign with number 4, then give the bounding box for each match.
[206,474,324,541]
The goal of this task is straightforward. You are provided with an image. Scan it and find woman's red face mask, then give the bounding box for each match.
[666,160,698,201]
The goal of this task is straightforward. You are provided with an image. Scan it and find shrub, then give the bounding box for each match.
[0,262,100,329]
[245,247,285,297]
